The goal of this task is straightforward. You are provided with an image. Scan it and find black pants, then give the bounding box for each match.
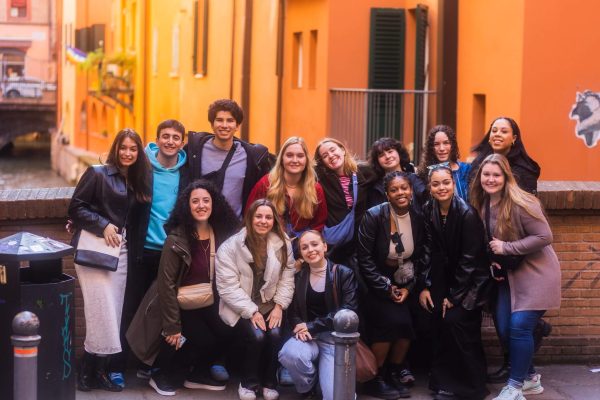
[429,306,489,400]
[154,303,233,373]
[112,248,162,372]
[235,313,283,389]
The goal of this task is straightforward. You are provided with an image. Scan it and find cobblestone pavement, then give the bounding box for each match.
[0,135,68,190]
[76,364,600,399]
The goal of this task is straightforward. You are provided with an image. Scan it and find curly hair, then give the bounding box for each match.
[383,171,413,193]
[208,99,244,125]
[417,125,459,181]
[105,128,151,203]
[267,137,318,219]
[369,137,413,178]
[165,179,240,243]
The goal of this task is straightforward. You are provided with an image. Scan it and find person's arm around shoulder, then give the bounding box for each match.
[68,166,110,235]
[273,239,296,310]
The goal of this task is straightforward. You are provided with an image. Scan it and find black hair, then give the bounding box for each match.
[369,137,413,177]
[383,171,413,193]
[208,99,244,125]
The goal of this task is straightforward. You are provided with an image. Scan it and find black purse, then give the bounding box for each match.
[485,200,524,274]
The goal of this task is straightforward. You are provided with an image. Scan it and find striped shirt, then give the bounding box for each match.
[338,175,354,208]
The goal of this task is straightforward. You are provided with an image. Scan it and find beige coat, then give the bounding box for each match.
[215,228,296,327]
[498,202,561,312]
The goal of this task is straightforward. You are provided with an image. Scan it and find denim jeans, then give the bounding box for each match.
[278,332,336,400]
[495,282,545,387]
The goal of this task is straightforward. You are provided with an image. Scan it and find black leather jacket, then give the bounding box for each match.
[69,165,136,241]
[288,260,359,336]
[358,202,429,298]
[420,195,490,310]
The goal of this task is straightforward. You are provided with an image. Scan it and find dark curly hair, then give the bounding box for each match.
[208,99,244,125]
[417,125,459,181]
[369,137,413,177]
[383,171,413,193]
[165,179,240,243]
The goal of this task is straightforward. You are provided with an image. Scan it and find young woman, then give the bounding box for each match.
[417,125,471,201]
[246,136,327,256]
[367,137,427,208]
[147,180,239,396]
[69,128,151,392]
[216,199,296,400]
[470,117,540,195]
[278,230,358,400]
[470,154,561,400]
[357,171,428,399]
[314,138,376,286]
[418,164,489,400]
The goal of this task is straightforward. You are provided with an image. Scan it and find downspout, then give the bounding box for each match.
[229,0,236,99]
[240,0,253,141]
[274,0,284,152]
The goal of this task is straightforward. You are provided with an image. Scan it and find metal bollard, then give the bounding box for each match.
[11,311,41,400]
[332,309,360,400]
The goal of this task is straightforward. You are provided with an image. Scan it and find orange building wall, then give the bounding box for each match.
[519,0,600,181]
[456,0,525,160]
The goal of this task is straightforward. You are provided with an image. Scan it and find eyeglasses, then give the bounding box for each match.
[427,161,451,177]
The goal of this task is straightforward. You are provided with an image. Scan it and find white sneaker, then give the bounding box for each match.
[238,383,257,400]
[493,385,527,400]
[523,373,544,395]
[263,387,280,400]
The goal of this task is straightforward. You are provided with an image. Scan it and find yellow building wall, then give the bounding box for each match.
[456,0,525,160]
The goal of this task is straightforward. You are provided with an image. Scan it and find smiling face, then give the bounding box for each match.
[433,131,452,162]
[386,176,412,212]
[252,205,275,237]
[480,162,506,197]
[377,148,401,173]
[211,110,239,144]
[318,141,346,175]
[118,137,139,169]
[299,231,327,266]
[429,169,454,203]
[282,143,307,176]
[156,127,184,159]
[489,119,516,155]
[189,188,212,224]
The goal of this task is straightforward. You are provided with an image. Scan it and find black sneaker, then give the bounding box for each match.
[364,374,402,400]
[149,374,176,396]
[387,369,412,397]
[184,369,226,391]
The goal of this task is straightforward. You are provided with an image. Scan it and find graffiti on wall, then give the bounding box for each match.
[569,90,600,148]
[59,292,72,380]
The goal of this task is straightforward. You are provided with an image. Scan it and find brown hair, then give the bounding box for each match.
[244,199,289,269]
[314,138,358,176]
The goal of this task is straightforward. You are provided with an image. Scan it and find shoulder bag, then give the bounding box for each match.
[74,229,122,271]
[323,173,358,246]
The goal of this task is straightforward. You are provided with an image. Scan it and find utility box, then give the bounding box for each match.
[0,232,75,400]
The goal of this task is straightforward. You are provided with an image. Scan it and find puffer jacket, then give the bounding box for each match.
[215,228,295,327]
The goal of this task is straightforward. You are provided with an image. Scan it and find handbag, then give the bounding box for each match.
[331,264,377,383]
[126,280,162,365]
[323,173,358,246]
[176,228,216,310]
[74,229,122,271]
[485,199,524,275]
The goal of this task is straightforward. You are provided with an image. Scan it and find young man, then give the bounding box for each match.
[111,119,190,391]
[187,99,272,219]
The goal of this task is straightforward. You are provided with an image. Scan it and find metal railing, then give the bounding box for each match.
[0,78,57,103]
[330,88,435,161]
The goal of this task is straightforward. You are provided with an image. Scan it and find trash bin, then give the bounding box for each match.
[0,232,75,400]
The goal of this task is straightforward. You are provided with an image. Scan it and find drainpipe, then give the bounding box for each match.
[240,0,253,142]
[274,0,284,152]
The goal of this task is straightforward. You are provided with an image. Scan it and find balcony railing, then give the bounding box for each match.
[330,88,435,162]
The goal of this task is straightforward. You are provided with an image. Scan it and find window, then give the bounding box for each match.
[170,25,180,77]
[152,27,158,76]
[292,32,303,88]
[193,0,208,77]
[472,94,486,149]
[308,30,317,89]
[9,0,28,19]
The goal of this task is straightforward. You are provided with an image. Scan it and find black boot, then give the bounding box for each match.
[95,356,122,392]
[487,352,510,383]
[386,364,412,397]
[77,351,97,392]
[364,368,402,400]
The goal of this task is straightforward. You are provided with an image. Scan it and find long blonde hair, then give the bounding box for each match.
[470,154,544,240]
[267,137,318,220]
[314,138,358,176]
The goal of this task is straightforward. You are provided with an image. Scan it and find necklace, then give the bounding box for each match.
[198,237,210,254]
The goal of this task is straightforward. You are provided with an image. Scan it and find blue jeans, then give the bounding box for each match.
[495,282,545,387]
[278,333,337,400]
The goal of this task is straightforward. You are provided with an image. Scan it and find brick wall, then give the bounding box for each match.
[1,182,600,363]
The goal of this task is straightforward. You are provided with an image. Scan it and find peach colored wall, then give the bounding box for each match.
[456,0,524,161]
[519,0,600,180]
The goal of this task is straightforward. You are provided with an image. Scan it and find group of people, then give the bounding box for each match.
[68,98,561,400]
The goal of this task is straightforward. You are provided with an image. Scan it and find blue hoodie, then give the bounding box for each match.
[144,143,187,250]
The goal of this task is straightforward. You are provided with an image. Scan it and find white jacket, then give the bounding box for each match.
[215,228,296,327]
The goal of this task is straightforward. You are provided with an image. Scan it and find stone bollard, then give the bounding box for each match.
[11,311,41,400]
[332,309,360,400]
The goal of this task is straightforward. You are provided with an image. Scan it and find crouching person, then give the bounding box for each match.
[149,180,239,396]
[279,230,359,400]
[216,199,296,400]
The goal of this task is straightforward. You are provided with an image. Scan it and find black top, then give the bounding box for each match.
[306,283,328,321]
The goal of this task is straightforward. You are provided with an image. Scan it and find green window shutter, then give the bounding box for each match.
[414,5,428,90]
[369,8,406,90]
